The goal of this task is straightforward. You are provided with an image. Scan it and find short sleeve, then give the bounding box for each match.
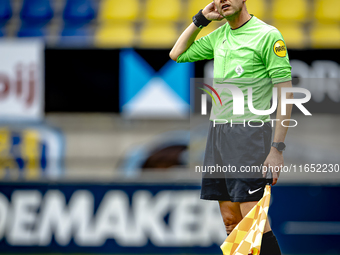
[261,29,292,84]
[177,33,214,63]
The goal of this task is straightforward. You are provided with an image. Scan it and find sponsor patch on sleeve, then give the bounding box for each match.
[273,40,287,57]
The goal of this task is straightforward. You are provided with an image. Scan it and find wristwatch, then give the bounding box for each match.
[272,142,286,152]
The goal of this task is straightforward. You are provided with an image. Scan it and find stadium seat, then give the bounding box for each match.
[63,0,95,25]
[140,22,178,48]
[99,0,139,21]
[0,0,12,25]
[187,0,211,19]
[145,0,181,21]
[95,22,135,47]
[314,0,340,22]
[60,26,92,45]
[20,0,53,24]
[17,25,46,37]
[61,26,90,37]
[272,0,307,21]
[245,0,266,20]
[273,22,306,48]
[310,23,340,48]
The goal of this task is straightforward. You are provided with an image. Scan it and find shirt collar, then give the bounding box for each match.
[230,15,254,33]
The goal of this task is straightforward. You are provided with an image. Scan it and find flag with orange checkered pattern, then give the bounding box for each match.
[220,185,271,255]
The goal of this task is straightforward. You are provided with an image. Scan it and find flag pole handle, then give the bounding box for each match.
[265,167,273,186]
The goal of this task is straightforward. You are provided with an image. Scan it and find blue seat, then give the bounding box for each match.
[61,26,89,36]
[17,25,46,37]
[0,0,12,25]
[0,30,4,37]
[20,0,53,24]
[59,26,92,45]
[63,0,95,25]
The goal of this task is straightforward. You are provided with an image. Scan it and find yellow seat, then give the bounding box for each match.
[145,0,181,21]
[273,22,306,49]
[273,0,307,21]
[187,0,211,19]
[310,23,340,48]
[95,22,135,48]
[98,0,139,21]
[140,22,178,48]
[196,21,226,40]
[246,0,266,20]
[315,0,340,22]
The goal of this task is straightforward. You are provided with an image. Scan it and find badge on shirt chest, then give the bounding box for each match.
[235,65,244,76]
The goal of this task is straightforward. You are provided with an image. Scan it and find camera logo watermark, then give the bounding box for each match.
[199,83,312,127]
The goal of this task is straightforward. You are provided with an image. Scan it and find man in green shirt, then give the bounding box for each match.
[170,1,294,254]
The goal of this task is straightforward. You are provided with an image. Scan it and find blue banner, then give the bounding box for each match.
[0,183,339,254]
[119,49,194,119]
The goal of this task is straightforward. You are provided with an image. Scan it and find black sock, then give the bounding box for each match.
[260,231,282,255]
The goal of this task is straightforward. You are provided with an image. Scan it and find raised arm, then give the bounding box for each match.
[169,2,223,62]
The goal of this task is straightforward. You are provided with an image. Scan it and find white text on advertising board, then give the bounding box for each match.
[0,190,225,247]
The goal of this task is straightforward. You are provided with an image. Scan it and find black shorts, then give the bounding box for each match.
[200,121,272,202]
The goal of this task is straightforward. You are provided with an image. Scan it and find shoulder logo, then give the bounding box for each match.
[273,40,287,58]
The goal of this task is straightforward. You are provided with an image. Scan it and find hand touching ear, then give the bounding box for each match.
[202,2,224,21]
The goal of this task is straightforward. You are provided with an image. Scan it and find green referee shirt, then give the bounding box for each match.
[177,16,292,123]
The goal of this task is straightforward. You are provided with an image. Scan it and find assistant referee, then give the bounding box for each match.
[170,1,294,254]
